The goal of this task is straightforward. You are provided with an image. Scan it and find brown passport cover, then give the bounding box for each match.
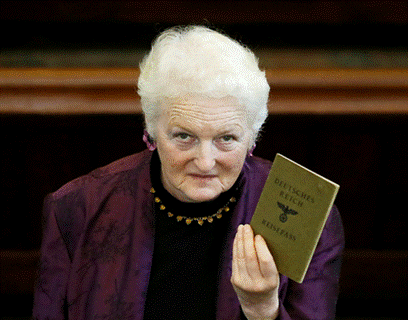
[250,154,339,283]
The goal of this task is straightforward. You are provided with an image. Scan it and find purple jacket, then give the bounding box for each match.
[33,149,344,319]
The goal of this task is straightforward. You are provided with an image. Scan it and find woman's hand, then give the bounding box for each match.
[231,224,280,320]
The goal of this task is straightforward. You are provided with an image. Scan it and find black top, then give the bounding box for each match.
[143,151,241,320]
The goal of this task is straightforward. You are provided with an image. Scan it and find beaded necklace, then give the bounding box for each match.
[150,187,237,226]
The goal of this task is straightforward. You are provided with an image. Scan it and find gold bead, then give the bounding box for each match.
[216,213,222,219]
[230,197,236,202]
[224,207,230,212]
[176,216,183,222]
[185,218,192,225]
[154,197,161,203]
[160,204,166,210]
[198,219,204,226]
[168,212,173,217]
[208,217,214,223]
[150,187,156,193]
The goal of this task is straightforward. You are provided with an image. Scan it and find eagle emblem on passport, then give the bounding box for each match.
[277,202,298,223]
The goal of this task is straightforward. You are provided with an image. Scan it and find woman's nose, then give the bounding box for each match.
[194,142,216,172]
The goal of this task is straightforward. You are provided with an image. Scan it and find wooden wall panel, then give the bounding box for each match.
[1,68,408,114]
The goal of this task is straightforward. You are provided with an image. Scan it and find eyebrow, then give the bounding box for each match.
[170,123,245,137]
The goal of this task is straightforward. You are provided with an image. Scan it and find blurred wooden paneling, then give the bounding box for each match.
[1,68,408,114]
[0,68,140,86]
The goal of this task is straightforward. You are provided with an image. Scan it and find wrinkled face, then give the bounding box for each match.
[155,95,252,203]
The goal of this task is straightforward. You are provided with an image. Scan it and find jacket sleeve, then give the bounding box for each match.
[277,205,345,320]
[32,194,71,320]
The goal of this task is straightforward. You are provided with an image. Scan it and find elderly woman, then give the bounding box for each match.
[33,26,344,319]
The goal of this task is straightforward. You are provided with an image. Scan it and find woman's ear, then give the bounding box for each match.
[143,130,157,151]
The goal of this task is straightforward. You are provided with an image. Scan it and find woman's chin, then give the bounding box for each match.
[180,187,221,203]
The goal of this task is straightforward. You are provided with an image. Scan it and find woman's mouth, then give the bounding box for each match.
[189,174,217,180]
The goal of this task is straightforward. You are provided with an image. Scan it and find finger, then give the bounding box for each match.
[235,224,245,259]
[232,225,246,276]
[232,225,240,273]
[254,234,278,280]
[243,224,262,278]
[232,225,253,287]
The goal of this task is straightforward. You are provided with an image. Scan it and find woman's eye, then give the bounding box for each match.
[173,132,195,144]
[220,135,235,142]
[176,133,190,140]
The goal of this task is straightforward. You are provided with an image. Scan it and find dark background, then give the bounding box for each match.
[1,1,408,319]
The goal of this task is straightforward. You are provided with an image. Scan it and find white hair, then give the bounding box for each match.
[137,25,269,143]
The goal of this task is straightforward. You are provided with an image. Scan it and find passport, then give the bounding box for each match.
[250,154,340,283]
